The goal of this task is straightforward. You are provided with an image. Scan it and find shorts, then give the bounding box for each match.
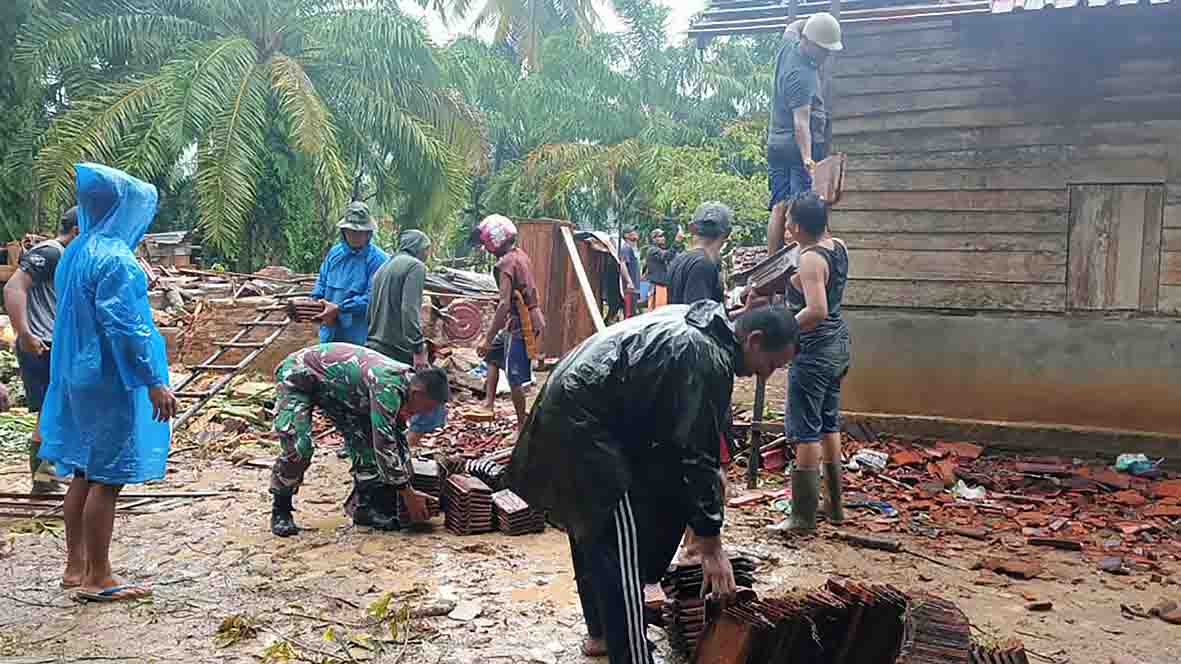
[767,141,828,211]
[486,331,532,387]
[17,347,51,412]
[409,404,447,433]
[787,335,850,444]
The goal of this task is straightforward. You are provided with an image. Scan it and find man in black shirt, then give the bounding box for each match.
[667,202,732,306]
[509,303,800,664]
[643,228,680,311]
[3,207,80,493]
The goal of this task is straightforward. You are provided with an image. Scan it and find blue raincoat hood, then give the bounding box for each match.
[37,163,173,484]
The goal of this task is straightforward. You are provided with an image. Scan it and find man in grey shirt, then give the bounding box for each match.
[367,230,445,445]
[3,207,80,493]
[766,12,843,255]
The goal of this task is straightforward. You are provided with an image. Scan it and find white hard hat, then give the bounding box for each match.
[803,12,843,52]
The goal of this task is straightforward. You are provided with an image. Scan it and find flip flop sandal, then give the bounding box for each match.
[60,580,82,589]
[75,585,152,603]
[580,640,607,658]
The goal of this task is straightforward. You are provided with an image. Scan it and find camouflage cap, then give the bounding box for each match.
[337,201,376,232]
[690,201,734,239]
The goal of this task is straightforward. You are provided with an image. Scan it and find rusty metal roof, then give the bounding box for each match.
[689,0,1173,41]
[992,0,1170,12]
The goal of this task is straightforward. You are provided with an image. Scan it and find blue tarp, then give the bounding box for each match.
[311,239,388,345]
[38,163,172,485]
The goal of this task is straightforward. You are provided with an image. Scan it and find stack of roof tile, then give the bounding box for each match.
[410,458,442,498]
[690,578,993,664]
[660,557,757,657]
[492,489,545,535]
[444,474,494,535]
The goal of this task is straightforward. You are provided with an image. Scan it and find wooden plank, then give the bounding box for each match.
[834,86,1022,120]
[1067,185,1117,310]
[848,249,1066,283]
[834,210,1067,234]
[839,232,1065,253]
[835,95,1181,136]
[1159,284,1181,313]
[1164,228,1181,251]
[848,143,1169,172]
[839,190,1067,212]
[844,159,1167,191]
[1165,203,1181,229]
[834,45,1059,77]
[1141,187,1165,312]
[560,226,606,334]
[836,71,1018,96]
[1111,186,1147,309]
[1162,251,1181,286]
[845,279,1066,311]
[835,119,1181,156]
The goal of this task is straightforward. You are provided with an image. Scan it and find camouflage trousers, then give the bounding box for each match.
[269,388,406,496]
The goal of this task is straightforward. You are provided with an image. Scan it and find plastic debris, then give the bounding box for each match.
[953,480,987,501]
[1115,453,1161,477]
[848,449,888,472]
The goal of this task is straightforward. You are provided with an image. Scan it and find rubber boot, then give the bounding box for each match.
[353,484,400,531]
[822,460,845,524]
[787,467,820,533]
[271,493,299,537]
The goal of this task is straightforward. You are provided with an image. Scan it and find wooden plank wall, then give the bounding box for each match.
[513,219,605,358]
[831,9,1181,314]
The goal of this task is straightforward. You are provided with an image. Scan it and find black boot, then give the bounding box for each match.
[787,467,820,533]
[271,493,299,537]
[352,484,400,531]
[822,460,845,524]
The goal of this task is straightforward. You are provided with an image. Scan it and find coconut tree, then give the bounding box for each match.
[19,0,483,253]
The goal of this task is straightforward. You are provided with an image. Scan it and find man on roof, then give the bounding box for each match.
[766,11,843,255]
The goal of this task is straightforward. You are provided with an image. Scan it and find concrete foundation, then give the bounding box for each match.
[842,310,1181,437]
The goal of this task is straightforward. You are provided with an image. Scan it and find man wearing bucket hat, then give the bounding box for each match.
[766,12,843,255]
[309,201,390,346]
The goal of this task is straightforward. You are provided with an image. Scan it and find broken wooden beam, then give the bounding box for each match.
[559,226,606,334]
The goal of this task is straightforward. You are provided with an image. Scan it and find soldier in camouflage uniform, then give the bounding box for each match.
[268,343,450,536]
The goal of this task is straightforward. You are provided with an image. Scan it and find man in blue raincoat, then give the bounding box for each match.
[309,202,389,345]
[38,163,178,603]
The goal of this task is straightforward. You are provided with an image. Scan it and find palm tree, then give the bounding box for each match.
[418,0,609,70]
[19,0,483,252]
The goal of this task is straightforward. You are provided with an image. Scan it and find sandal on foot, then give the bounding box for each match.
[75,585,152,603]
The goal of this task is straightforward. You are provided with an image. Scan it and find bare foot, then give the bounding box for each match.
[61,567,84,589]
[581,637,607,658]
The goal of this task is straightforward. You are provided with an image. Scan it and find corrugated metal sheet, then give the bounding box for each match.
[992,0,1170,13]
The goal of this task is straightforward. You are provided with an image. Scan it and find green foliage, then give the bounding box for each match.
[19,0,479,257]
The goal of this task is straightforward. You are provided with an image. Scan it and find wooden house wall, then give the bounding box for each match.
[513,219,604,358]
[831,8,1181,314]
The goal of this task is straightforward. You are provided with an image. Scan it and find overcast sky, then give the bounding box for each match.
[401,1,710,46]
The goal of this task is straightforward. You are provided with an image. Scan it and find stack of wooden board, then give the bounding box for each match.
[444,474,494,535]
[492,489,545,535]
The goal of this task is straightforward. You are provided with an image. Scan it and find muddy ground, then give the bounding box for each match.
[1,376,1178,663]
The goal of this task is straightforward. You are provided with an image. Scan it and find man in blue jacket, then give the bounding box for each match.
[310,202,389,346]
[39,163,177,603]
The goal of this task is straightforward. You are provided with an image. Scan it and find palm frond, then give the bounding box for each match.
[196,64,269,252]
[160,37,259,145]
[17,6,215,79]
[34,73,169,212]
[270,52,349,224]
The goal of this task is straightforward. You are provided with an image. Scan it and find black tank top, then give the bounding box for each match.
[786,241,849,351]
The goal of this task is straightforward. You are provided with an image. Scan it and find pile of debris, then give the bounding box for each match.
[691,578,1028,664]
[732,431,1181,580]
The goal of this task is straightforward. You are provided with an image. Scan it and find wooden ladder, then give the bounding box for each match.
[171,284,306,430]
